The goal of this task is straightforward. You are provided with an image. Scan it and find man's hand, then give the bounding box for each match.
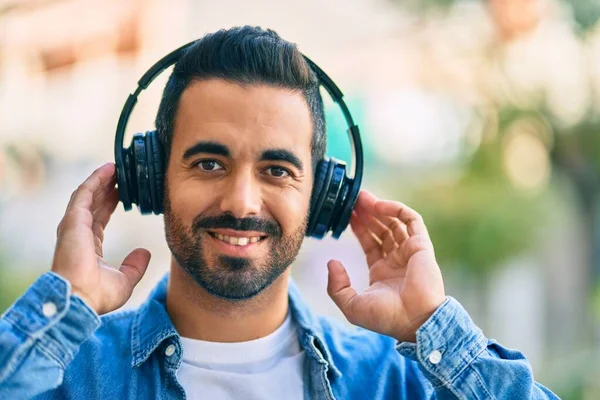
[327,191,446,343]
[51,162,151,315]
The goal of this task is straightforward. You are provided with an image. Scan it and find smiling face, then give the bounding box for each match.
[164,79,314,300]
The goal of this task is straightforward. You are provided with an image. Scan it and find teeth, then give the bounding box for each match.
[211,233,261,246]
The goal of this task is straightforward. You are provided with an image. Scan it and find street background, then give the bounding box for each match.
[1,0,599,398]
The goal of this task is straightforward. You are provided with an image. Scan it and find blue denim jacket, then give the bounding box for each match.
[0,272,558,399]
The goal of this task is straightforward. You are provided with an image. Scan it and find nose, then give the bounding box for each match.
[219,169,262,218]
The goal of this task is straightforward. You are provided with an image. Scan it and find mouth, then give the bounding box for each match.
[207,231,268,246]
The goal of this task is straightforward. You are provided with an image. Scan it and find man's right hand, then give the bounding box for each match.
[51,162,151,315]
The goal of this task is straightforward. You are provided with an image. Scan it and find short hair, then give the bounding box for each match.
[155,26,326,170]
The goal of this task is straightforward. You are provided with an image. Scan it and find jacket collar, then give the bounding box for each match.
[287,281,341,377]
[130,273,178,367]
[130,273,340,376]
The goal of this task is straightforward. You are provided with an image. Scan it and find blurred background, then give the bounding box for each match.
[1,0,599,397]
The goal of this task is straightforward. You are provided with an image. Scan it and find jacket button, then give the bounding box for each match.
[42,302,57,318]
[428,350,442,364]
[165,344,176,357]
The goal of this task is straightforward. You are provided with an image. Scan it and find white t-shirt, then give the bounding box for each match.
[176,312,305,400]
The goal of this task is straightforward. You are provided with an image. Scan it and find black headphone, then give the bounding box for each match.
[114,40,363,239]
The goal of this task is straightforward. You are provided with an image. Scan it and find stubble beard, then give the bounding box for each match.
[163,191,307,301]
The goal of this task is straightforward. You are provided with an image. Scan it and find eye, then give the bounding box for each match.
[196,160,224,172]
[265,166,290,178]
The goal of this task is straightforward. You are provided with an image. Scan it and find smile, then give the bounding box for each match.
[207,232,267,246]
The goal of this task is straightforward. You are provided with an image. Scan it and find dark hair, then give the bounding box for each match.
[155,26,326,170]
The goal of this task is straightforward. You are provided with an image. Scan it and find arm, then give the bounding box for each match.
[326,190,559,399]
[0,163,150,398]
[0,273,100,399]
[396,297,557,399]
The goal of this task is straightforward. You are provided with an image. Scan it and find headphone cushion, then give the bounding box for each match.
[315,160,346,238]
[307,159,331,236]
[308,158,349,238]
[132,134,151,213]
[146,131,165,214]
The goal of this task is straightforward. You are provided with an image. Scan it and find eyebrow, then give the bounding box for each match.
[260,149,304,172]
[182,141,304,172]
[182,141,230,160]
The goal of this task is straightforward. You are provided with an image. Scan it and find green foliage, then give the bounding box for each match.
[0,268,37,314]
[388,0,459,14]
[570,0,600,34]
[389,0,600,34]
[406,141,553,276]
[0,244,41,314]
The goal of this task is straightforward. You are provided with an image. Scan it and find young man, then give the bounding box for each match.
[0,26,558,399]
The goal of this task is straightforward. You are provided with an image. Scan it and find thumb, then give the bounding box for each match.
[119,248,151,290]
[327,260,358,322]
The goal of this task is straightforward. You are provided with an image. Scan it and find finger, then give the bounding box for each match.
[357,191,409,243]
[118,248,152,291]
[350,212,383,266]
[64,190,77,214]
[93,186,119,233]
[374,200,428,237]
[327,260,359,324]
[381,216,409,244]
[65,163,114,213]
[91,188,119,255]
[354,203,397,254]
[70,162,116,211]
[403,235,434,257]
[91,172,117,214]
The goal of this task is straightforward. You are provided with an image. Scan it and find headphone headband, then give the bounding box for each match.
[115,40,363,239]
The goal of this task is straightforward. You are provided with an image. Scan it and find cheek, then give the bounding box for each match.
[167,176,215,224]
[264,186,311,235]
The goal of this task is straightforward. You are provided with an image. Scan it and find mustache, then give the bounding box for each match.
[192,213,282,237]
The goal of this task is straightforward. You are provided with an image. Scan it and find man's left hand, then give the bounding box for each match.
[327,191,446,343]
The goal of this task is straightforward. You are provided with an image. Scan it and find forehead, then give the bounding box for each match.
[172,79,313,158]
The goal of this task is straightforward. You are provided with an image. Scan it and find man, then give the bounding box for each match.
[0,26,557,399]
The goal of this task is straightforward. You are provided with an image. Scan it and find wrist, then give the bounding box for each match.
[71,289,99,314]
[394,296,447,343]
[50,269,100,314]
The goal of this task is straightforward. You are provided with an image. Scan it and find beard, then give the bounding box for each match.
[163,191,307,301]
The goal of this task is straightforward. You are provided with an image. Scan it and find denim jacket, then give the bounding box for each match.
[0,272,558,399]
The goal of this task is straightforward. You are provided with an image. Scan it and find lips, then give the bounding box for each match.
[207,231,266,246]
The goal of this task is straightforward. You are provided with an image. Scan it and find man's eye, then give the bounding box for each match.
[266,167,290,178]
[196,160,224,171]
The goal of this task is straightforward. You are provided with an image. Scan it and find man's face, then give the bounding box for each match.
[164,79,313,300]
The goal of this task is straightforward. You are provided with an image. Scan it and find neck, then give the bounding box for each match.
[166,259,291,343]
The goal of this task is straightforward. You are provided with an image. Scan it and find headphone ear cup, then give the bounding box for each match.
[130,133,153,214]
[118,137,135,211]
[330,172,354,239]
[307,159,330,236]
[308,158,347,239]
[145,130,165,214]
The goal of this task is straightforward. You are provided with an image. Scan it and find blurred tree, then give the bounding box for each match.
[570,0,600,33]
[390,0,600,34]
[404,119,553,277]
[385,0,600,281]
[389,0,458,14]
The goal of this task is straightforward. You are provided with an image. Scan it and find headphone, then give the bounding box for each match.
[114,40,363,239]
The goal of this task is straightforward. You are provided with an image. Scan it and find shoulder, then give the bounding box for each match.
[314,315,433,396]
[315,314,397,355]
[99,308,137,335]
[80,308,137,357]
[70,308,137,373]
[37,309,139,399]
